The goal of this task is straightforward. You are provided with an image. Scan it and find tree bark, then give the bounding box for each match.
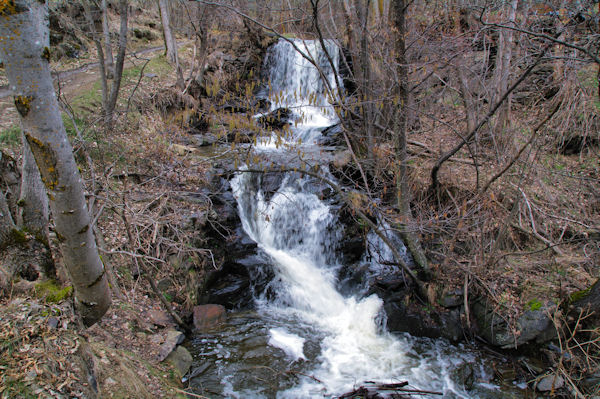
[101,0,115,79]
[158,0,184,90]
[0,0,111,327]
[18,135,49,243]
[105,0,128,127]
[491,0,518,146]
[392,0,431,279]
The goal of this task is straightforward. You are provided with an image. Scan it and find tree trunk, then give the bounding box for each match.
[355,0,375,161]
[158,0,184,90]
[18,135,49,244]
[0,0,110,327]
[101,0,114,79]
[105,0,128,127]
[392,0,431,279]
[83,0,128,129]
[491,0,518,147]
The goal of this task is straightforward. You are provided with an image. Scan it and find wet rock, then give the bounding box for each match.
[158,329,185,361]
[382,289,464,342]
[184,362,212,382]
[535,374,564,392]
[166,346,193,378]
[193,304,227,331]
[317,123,344,147]
[451,363,475,390]
[257,107,292,129]
[254,98,271,113]
[221,103,248,114]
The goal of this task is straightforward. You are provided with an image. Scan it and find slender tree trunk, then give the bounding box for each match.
[101,0,114,79]
[491,0,518,147]
[18,135,49,243]
[0,0,110,326]
[105,0,128,127]
[158,0,184,90]
[392,0,431,279]
[191,2,209,88]
[83,0,128,129]
[355,0,375,161]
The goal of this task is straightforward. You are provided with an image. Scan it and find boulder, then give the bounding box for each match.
[158,329,185,361]
[439,289,464,308]
[257,107,292,129]
[536,374,564,392]
[473,299,556,348]
[193,304,227,331]
[166,346,193,378]
[317,123,345,147]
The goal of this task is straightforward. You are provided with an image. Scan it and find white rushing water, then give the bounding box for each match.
[257,39,339,145]
[228,39,494,398]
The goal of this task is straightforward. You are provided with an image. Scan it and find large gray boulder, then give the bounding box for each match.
[473,299,556,348]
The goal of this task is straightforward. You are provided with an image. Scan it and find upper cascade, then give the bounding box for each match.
[260,38,341,138]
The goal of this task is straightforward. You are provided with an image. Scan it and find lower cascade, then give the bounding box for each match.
[188,39,525,398]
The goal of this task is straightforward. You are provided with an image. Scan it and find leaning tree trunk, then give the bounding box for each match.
[158,0,184,89]
[0,0,110,327]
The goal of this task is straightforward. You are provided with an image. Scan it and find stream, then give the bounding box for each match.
[187,39,529,398]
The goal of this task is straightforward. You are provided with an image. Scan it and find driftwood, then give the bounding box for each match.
[338,381,443,398]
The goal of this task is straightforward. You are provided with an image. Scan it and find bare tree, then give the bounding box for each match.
[159,0,185,89]
[83,0,129,128]
[0,0,111,327]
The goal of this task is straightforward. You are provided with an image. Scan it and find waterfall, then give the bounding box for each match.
[191,39,517,399]
[258,39,340,144]
[232,39,462,398]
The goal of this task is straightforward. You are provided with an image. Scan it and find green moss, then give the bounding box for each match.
[570,286,592,303]
[34,280,73,303]
[9,228,28,245]
[527,299,543,311]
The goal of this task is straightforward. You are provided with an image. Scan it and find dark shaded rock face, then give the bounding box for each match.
[379,287,464,343]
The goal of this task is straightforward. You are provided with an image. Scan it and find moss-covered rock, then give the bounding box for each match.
[34,280,73,303]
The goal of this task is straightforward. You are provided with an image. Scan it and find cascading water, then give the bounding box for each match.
[258,39,339,144]
[188,39,526,398]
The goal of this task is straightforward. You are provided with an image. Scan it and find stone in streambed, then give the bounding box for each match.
[193,304,227,331]
[536,374,564,392]
[158,329,185,361]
